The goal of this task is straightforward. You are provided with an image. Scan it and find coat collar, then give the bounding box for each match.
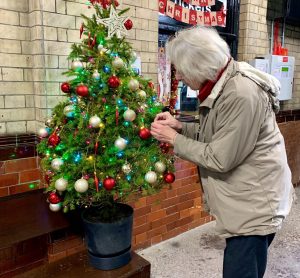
[199,59,237,109]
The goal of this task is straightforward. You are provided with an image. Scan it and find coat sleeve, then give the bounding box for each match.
[180,122,200,139]
[173,85,265,173]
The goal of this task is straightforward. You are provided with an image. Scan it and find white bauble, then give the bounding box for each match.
[92,70,100,80]
[74,178,89,193]
[123,109,136,122]
[154,161,166,173]
[114,137,127,151]
[112,57,124,69]
[51,158,64,171]
[122,163,132,174]
[89,115,101,128]
[55,178,68,191]
[128,79,139,91]
[137,90,147,98]
[98,44,104,51]
[71,59,83,71]
[49,203,62,212]
[38,127,49,138]
[145,171,157,184]
[98,44,108,53]
[63,105,75,117]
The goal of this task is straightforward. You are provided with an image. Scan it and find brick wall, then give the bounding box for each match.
[238,0,300,110]
[0,157,41,197]
[0,1,35,135]
[277,110,300,186]
[0,0,158,134]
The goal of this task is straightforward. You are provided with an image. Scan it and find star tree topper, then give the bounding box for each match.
[97,5,129,38]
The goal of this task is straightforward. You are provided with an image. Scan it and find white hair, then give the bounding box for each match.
[166,26,231,84]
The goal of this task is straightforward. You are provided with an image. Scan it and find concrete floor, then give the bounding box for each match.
[138,187,300,278]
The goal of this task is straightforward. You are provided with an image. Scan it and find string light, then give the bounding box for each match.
[87,155,94,161]
[73,152,82,163]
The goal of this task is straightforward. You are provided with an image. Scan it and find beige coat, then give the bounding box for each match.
[174,60,294,238]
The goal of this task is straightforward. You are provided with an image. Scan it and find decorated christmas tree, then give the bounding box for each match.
[37,0,175,213]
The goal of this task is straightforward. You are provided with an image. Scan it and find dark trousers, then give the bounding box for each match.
[223,233,275,278]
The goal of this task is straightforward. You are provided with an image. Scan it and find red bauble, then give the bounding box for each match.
[164,172,175,184]
[103,177,116,191]
[108,76,120,88]
[61,82,70,93]
[48,192,61,204]
[139,128,151,140]
[45,174,51,184]
[48,132,60,147]
[114,0,119,7]
[124,19,133,30]
[76,84,89,97]
[148,81,155,89]
[160,142,170,153]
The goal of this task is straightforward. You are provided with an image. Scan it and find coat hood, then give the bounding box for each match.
[238,62,281,113]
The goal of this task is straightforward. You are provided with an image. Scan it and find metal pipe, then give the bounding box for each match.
[282,17,286,47]
[270,20,274,54]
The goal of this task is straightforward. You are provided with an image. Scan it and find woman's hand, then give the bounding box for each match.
[154,112,182,132]
[151,121,178,145]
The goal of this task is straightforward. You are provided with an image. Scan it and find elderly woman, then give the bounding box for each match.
[151,27,294,278]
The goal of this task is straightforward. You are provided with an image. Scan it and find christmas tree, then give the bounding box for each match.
[37,0,175,213]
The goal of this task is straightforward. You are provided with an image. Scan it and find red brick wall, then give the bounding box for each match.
[0,157,41,197]
[278,121,300,186]
[130,159,212,250]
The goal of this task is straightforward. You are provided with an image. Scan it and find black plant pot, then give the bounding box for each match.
[81,203,134,270]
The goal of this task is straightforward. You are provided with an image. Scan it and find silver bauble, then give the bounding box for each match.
[45,118,54,127]
[123,109,136,122]
[63,105,75,116]
[112,57,124,69]
[114,137,127,151]
[89,115,101,128]
[131,51,137,62]
[139,103,148,112]
[128,79,139,91]
[71,59,83,71]
[38,127,49,138]
[122,163,132,174]
[74,178,89,193]
[154,161,166,173]
[49,203,62,212]
[137,90,147,98]
[55,178,68,191]
[51,158,64,171]
[92,70,100,80]
[145,171,157,184]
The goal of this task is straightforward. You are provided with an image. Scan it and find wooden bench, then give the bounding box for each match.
[14,251,150,278]
[0,189,150,277]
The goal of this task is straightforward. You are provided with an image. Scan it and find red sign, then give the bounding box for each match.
[159,0,226,27]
